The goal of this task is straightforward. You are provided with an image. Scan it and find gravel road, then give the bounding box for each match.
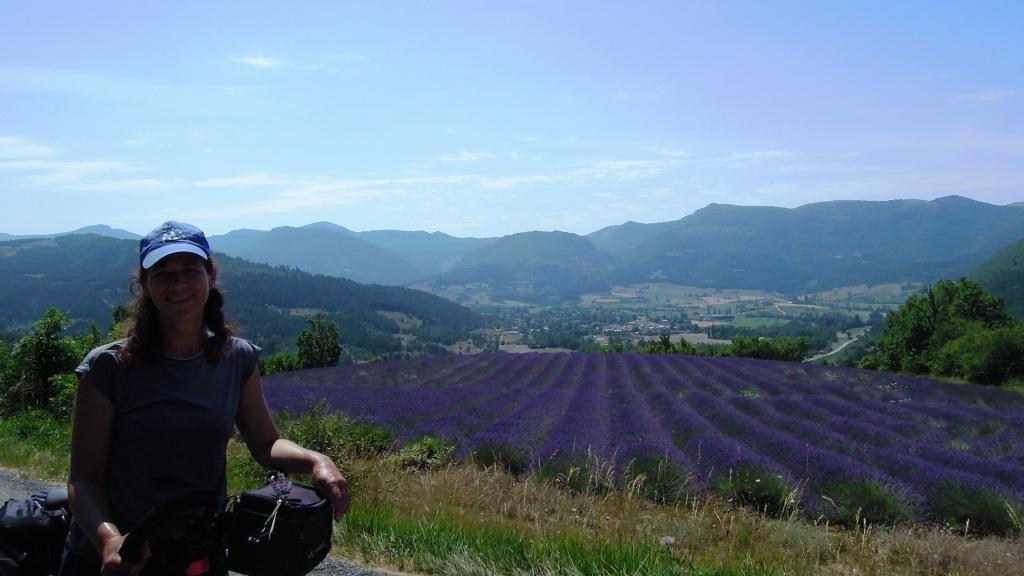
[0,469,405,576]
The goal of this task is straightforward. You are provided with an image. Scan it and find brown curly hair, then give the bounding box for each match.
[120,257,234,365]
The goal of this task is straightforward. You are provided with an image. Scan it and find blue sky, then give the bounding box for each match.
[1,1,1021,237]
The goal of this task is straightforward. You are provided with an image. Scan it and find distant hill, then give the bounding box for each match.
[586,219,680,253]
[6,196,1022,305]
[209,225,423,285]
[417,231,613,304]
[0,234,480,358]
[973,237,1024,320]
[210,223,495,283]
[611,196,1024,293]
[354,229,496,277]
[296,221,497,277]
[0,224,140,242]
[412,196,1024,303]
[67,224,141,240]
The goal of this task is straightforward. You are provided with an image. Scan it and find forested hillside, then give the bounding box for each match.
[210,225,424,285]
[612,196,1024,293]
[974,238,1024,320]
[210,222,496,283]
[418,196,1024,304]
[5,196,1023,307]
[0,234,481,358]
[418,231,614,304]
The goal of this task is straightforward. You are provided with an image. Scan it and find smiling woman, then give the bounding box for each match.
[61,221,351,576]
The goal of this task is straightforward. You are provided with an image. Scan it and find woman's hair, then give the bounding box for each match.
[120,257,234,365]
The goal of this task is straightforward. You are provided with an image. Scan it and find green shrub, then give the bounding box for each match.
[394,435,454,470]
[715,467,795,516]
[274,401,393,461]
[819,480,916,527]
[932,484,1024,536]
[0,409,72,454]
[931,324,1024,385]
[259,353,302,376]
[48,373,78,420]
[535,451,616,496]
[470,441,528,476]
[622,453,694,504]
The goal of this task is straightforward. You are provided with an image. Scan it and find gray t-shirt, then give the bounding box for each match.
[67,337,259,558]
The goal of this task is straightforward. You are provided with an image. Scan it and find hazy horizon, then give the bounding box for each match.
[0,193,1017,239]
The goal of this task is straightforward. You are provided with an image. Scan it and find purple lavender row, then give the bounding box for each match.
[635,354,790,493]
[465,353,591,465]
[684,387,907,515]
[262,353,518,429]
[540,354,613,462]
[687,357,1024,509]
[603,355,691,473]
[403,353,564,447]
[651,356,904,511]
[732,371,1024,498]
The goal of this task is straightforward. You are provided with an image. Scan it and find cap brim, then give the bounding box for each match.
[141,243,209,269]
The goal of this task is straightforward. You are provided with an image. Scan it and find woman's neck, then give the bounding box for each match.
[159,319,206,358]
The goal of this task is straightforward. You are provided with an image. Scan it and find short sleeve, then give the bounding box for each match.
[75,341,123,401]
[232,338,262,386]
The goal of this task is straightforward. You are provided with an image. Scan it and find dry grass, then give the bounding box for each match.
[337,458,1024,576]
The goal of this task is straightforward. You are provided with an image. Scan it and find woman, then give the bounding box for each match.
[61,221,350,575]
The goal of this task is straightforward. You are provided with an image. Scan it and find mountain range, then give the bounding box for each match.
[0,234,479,358]
[5,195,1023,304]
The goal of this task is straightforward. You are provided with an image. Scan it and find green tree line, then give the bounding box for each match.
[0,307,347,415]
[862,278,1024,386]
[617,333,811,362]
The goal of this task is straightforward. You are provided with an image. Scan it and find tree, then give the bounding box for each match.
[727,335,809,361]
[876,278,1011,375]
[4,307,83,411]
[296,314,343,369]
[872,278,1024,385]
[931,323,1024,385]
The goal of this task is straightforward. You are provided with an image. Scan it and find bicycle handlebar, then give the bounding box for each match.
[119,490,219,564]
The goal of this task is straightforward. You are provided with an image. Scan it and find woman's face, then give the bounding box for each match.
[143,252,215,323]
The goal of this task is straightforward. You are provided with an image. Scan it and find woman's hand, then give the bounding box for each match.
[99,533,149,575]
[312,455,351,520]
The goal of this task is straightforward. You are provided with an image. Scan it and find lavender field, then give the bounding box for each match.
[263,353,1024,533]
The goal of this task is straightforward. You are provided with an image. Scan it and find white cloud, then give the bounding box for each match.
[954,90,1016,102]
[54,178,179,193]
[231,56,287,69]
[439,151,496,162]
[123,134,152,146]
[646,146,691,158]
[569,159,673,182]
[478,174,560,189]
[0,158,138,185]
[0,136,57,159]
[194,173,290,188]
[230,55,346,72]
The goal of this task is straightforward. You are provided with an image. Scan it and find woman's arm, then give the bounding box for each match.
[235,367,351,519]
[68,374,148,574]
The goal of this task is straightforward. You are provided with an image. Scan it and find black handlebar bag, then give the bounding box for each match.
[225,476,332,576]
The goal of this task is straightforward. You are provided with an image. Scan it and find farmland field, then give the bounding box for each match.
[263,353,1024,534]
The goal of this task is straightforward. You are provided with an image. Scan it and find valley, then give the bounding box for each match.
[479,281,909,362]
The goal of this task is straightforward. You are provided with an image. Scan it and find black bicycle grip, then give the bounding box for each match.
[119,491,218,564]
